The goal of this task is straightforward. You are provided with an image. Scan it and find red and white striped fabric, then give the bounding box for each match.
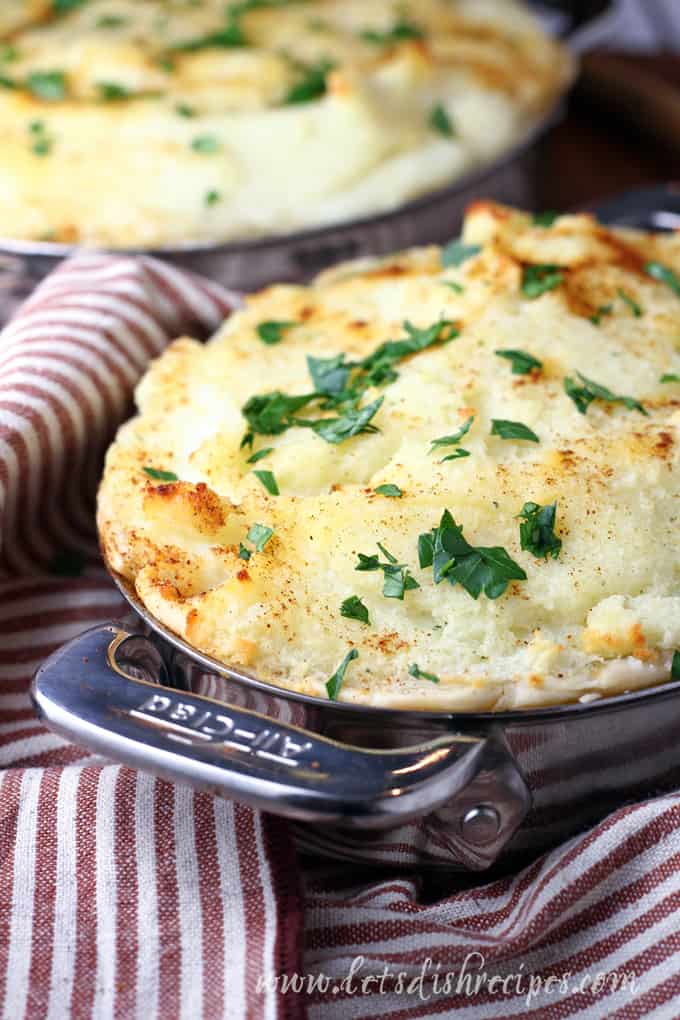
[1,255,679,1020]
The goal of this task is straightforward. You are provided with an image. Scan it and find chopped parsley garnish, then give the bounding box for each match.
[257,320,297,345]
[661,373,680,383]
[533,210,558,227]
[645,261,680,298]
[564,372,648,416]
[491,419,539,443]
[351,319,458,393]
[326,648,358,700]
[354,544,419,600]
[205,190,221,207]
[242,391,320,441]
[191,135,221,154]
[442,281,464,294]
[672,651,680,682]
[429,103,456,138]
[27,70,67,101]
[340,596,369,624]
[374,484,403,497]
[418,509,527,600]
[246,523,274,553]
[54,0,87,12]
[307,354,352,397]
[242,319,455,446]
[517,502,562,560]
[618,288,643,317]
[0,45,19,62]
[360,19,424,44]
[309,398,384,445]
[143,467,178,482]
[246,447,273,464]
[29,121,53,156]
[96,15,126,28]
[283,61,333,105]
[441,240,481,268]
[172,21,246,52]
[254,469,279,495]
[408,663,440,684]
[495,349,542,375]
[521,264,564,299]
[589,304,613,326]
[97,81,131,101]
[239,543,251,561]
[175,102,196,118]
[429,415,474,461]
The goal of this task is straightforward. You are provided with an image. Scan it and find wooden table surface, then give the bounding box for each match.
[539,51,678,212]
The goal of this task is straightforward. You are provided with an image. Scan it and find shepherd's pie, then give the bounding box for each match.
[0,0,571,247]
[99,203,680,709]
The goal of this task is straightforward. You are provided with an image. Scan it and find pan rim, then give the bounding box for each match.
[110,570,680,725]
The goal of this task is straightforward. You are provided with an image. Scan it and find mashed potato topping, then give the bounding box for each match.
[0,0,571,247]
[98,203,680,709]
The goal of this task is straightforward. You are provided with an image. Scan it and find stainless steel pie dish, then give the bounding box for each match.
[32,182,680,873]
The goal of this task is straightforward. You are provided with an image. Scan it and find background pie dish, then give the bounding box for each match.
[98,202,680,711]
[0,0,572,248]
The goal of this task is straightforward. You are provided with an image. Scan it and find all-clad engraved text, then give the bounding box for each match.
[130,694,314,768]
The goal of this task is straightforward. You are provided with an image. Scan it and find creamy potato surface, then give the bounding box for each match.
[99,204,680,709]
[0,0,571,246]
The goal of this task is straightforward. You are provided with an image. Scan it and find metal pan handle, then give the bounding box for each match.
[32,625,530,868]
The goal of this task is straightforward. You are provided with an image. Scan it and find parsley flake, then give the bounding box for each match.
[408,663,440,684]
[97,81,131,101]
[175,102,196,118]
[441,240,481,268]
[257,320,297,345]
[661,374,680,384]
[374,484,403,497]
[143,467,178,482]
[27,70,67,101]
[360,19,424,44]
[517,502,562,560]
[418,509,527,600]
[205,189,221,206]
[254,470,279,496]
[326,648,359,700]
[96,15,126,28]
[246,523,274,552]
[533,210,559,227]
[172,21,246,52]
[191,135,221,154]
[589,304,613,326]
[429,103,456,138]
[429,416,474,461]
[340,596,369,624]
[672,651,680,682]
[238,543,252,561]
[246,447,273,464]
[646,261,680,298]
[564,373,648,416]
[618,288,643,317]
[491,419,540,443]
[521,264,564,299]
[283,61,333,105]
[355,544,419,600]
[495,349,542,375]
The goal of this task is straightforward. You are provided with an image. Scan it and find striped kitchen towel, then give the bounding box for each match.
[0,255,678,1020]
